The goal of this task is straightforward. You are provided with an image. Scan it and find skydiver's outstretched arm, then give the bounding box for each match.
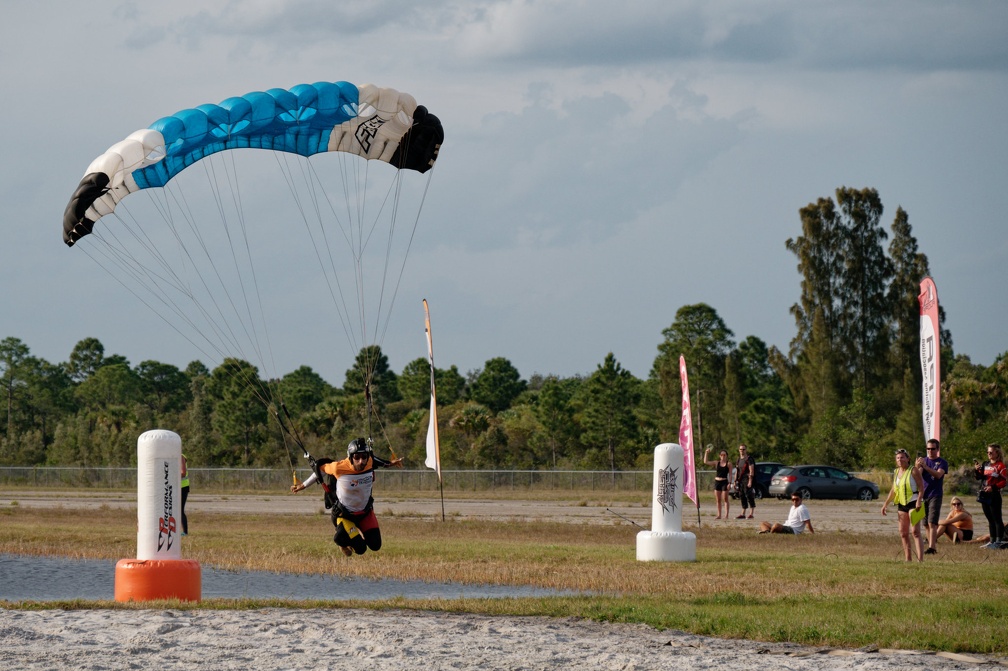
[372,454,404,469]
[291,472,318,493]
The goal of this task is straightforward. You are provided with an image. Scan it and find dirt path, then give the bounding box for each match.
[2,489,895,534]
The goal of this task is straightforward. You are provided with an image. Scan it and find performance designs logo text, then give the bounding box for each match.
[920,329,937,435]
[354,116,388,153]
[657,464,679,515]
[157,460,176,552]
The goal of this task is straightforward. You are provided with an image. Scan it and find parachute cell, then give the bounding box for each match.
[63,81,443,246]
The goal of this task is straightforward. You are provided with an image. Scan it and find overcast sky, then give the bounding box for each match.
[3,1,1006,386]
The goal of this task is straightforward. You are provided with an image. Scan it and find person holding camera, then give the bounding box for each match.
[915,439,947,555]
[703,446,735,520]
[974,443,1007,549]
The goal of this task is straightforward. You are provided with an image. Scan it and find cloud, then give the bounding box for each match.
[3,0,1008,383]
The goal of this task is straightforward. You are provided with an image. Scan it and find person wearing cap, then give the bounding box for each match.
[915,439,947,555]
[758,491,814,535]
[881,448,926,562]
[291,437,403,556]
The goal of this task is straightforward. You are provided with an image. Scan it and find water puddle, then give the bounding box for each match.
[0,554,568,602]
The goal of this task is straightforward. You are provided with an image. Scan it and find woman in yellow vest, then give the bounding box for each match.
[880,448,925,561]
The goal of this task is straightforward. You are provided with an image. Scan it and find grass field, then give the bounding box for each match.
[1,492,1007,654]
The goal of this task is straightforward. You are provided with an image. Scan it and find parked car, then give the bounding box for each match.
[729,461,787,500]
[769,465,880,501]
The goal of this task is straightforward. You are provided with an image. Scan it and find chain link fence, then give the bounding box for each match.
[0,467,725,493]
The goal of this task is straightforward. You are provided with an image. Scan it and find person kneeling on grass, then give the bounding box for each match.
[759,493,814,535]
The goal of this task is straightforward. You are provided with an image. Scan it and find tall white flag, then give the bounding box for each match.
[423,299,441,481]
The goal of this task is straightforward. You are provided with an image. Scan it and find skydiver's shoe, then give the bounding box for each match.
[981,542,999,549]
[340,545,353,557]
[924,548,936,555]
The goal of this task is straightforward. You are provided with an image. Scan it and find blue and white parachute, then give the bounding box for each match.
[64,82,442,246]
[59,81,444,445]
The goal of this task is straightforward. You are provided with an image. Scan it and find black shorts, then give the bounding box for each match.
[962,529,974,541]
[897,502,916,514]
[714,479,729,492]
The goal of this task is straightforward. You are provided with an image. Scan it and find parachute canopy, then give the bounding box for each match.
[63,81,443,246]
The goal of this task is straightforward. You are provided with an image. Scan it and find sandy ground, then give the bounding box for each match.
[0,608,995,671]
[4,490,998,669]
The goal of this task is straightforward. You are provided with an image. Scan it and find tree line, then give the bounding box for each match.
[3,187,1006,472]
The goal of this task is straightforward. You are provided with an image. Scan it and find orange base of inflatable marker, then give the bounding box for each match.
[114,558,202,602]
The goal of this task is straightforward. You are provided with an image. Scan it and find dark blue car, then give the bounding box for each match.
[730,461,787,500]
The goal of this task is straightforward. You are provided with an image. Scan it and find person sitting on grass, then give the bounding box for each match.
[759,492,815,535]
[936,497,974,543]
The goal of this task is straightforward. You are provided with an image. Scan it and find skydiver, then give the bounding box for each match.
[291,438,403,556]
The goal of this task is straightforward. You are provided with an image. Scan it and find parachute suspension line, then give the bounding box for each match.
[146,158,279,428]
[374,166,437,349]
[222,148,281,386]
[273,151,382,446]
[78,239,223,368]
[78,235,276,418]
[149,169,270,369]
[201,156,274,383]
[273,151,359,359]
[85,201,247,365]
[275,151,381,441]
[350,153,370,364]
[206,151,303,458]
[98,168,279,415]
[274,402,310,486]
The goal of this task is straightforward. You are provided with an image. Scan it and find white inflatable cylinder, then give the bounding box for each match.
[636,443,696,562]
[136,429,183,560]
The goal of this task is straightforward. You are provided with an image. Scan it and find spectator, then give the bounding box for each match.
[758,492,814,534]
[180,453,189,536]
[703,446,734,520]
[734,444,756,519]
[936,497,973,544]
[973,443,1007,549]
[916,439,947,555]
[881,448,925,562]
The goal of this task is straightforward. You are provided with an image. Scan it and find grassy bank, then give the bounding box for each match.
[1,502,1006,654]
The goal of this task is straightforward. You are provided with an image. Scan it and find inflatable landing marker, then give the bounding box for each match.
[114,430,201,602]
[636,443,697,562]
